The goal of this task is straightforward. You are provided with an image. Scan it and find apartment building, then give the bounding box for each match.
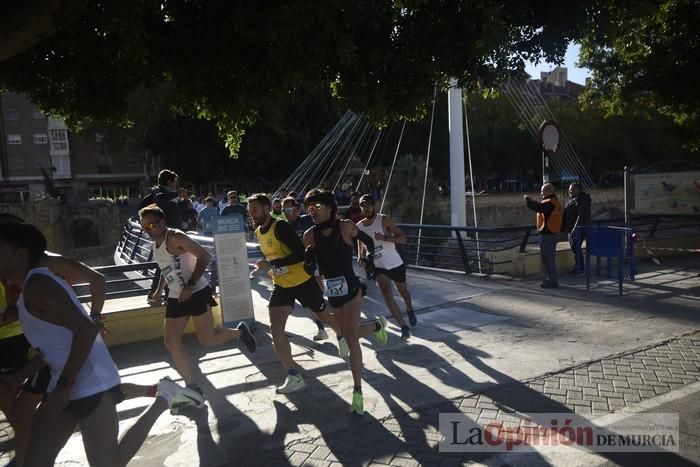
[0,92,154,203]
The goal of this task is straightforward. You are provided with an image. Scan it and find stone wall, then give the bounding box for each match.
[0,199,121,262]
[389,187,624,227]
[465,187,625,227]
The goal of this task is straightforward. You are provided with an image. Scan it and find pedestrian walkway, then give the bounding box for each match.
[267,333,700,466]
[1,256,698,466]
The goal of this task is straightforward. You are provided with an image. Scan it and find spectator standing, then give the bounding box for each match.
[563,183,592,274]
[138,169,183,304]
[524,183,563,288]
[221,190,247,217]
[197,197,220,236]
[345,192,364,224]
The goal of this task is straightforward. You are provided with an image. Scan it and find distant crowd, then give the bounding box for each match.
[137,169,381,236]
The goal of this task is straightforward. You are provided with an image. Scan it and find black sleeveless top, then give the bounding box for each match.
[313,220,359,287]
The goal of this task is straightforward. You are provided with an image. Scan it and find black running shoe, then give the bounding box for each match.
[238,322,257,352]
[407,308,417,327]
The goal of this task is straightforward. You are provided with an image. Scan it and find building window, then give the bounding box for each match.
[4,110,19,120]
[33,133,48,144]
[50,129,68,151]
[31,110,45,119]
[7,134,22,145]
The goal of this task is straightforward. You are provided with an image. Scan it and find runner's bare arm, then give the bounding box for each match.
[382,216,406,244]
[23,274,98,392]
[43,255,106,317]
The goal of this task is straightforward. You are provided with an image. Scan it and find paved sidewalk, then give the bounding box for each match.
[1,256,698,466]
[260,334,700,466]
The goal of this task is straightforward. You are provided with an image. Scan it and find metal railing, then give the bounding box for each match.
[396,214,699,274]
[396,223,534,274]
[75,218,261,302]
[86,214,697,302]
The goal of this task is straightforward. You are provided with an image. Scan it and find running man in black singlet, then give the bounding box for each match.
[302,189,388,415]
[248,194,341,394]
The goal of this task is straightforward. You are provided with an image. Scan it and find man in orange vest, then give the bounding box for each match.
[524,183,563,288]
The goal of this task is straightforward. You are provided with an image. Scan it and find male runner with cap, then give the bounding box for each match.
[356,194,417,339]
[0,222,200,466]
[303,189,388,414]
[248,193,342,393]
[140,204,256,398]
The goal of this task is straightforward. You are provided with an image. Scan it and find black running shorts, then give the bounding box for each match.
[269,277,325,313]
[328,285,361,309]
[165,286,217,319]
[65,385,125,420]
[375,264,407,283]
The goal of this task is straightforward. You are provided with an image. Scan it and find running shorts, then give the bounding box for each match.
[165,286,217,319]
[269,277,325,313]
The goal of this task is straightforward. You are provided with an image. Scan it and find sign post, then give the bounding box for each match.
[213,214,255,330]
[538,120,561,184]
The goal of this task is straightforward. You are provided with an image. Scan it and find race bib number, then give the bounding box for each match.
[323,276,349,297]
[374,244,384,260]
[162,266,176,284]
[272,266,290,276]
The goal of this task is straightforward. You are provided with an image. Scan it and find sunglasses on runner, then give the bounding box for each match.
[141,220,162,230]
[306,202,326,211]
[283,207,296,213]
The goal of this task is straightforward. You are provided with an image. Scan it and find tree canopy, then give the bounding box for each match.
[1,1,698,154]
[578,0,700,150]
[0,0,581,154]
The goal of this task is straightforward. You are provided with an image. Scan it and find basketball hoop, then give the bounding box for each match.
[539,120,561,153]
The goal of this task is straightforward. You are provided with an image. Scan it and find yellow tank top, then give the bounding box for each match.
[256,220,310,288]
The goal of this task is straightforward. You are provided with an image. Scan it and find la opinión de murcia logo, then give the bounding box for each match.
[439,413,679,453]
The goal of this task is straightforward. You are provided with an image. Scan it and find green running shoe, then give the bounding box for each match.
[373,316,388,346]
[350,390,364,415]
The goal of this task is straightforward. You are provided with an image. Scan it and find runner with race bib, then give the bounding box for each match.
[302,189,389,415]
[356,194,417,339]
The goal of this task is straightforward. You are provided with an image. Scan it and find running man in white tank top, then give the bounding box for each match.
[139,204,257,397]
[0,222,204,466]
[356,194,417,339]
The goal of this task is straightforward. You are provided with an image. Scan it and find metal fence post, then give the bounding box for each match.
[454,229,471,273]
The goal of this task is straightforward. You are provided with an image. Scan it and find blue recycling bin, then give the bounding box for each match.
[579,226,636,296]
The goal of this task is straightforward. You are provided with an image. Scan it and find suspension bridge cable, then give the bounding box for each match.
[416,88,438,261]
[525,80,595,188]
[333,119,375,192]
[314,114,365,191]
[355,129,383,192]
[276,111,353,196]
[279,111,354,196]
[379,120,407,214]
[302,112,361,193]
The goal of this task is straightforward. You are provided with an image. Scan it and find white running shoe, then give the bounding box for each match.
[276,374,306,394]
[337,336,350,359]
[157,377,205,409]
[313,329,329,341]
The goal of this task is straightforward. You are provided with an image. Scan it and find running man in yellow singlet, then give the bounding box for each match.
[248,193,342,394]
